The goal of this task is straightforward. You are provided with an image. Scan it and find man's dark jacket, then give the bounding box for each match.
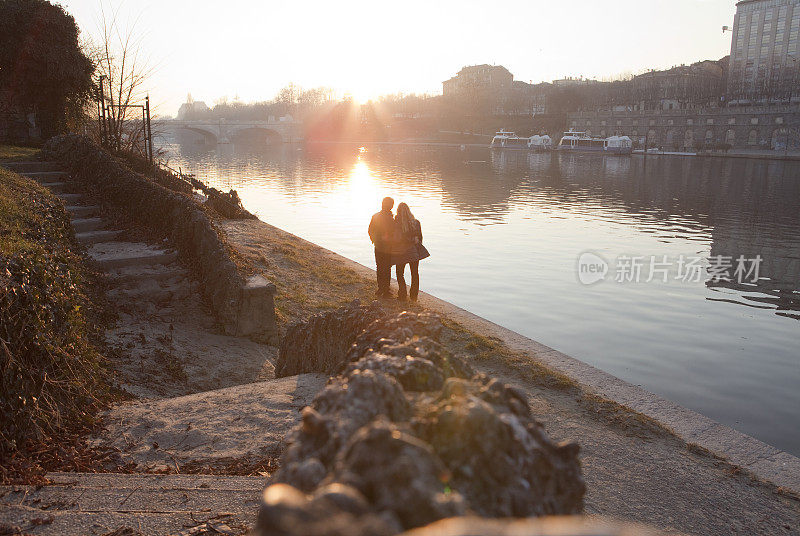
[368,210,394,253]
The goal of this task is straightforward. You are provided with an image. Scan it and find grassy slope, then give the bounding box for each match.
[0,164,113,483]
[0,169,55,253]
[0,144,40,161]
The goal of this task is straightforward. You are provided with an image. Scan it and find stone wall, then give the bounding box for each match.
[567,104,800,150]
[259,305,585,536]
[42,134,276,337]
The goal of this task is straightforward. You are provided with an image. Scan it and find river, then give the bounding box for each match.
[159,136,800,456]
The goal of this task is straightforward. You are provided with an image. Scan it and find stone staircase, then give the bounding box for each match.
[1,161,261,535]
[3,161,192,310]
[0,473,262,535]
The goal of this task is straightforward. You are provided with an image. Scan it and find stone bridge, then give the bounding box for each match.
[158,118,303,145]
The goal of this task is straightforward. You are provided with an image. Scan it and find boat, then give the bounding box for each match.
[490,130,529,150]
[528,134,553,152]
[557,130,633,154]
[490,130,554,151]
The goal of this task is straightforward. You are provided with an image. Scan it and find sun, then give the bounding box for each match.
[348,87,379,105]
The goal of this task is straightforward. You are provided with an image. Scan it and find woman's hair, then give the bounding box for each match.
[395,202,416,234]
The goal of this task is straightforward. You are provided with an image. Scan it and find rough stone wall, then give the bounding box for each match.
[41,134,275,337]
[276,301,387,377]
[259,306,585,536]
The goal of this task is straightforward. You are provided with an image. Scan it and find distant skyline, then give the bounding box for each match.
[59,0,737,116]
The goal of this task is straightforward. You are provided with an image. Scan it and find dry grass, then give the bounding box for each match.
[229,227,377,329]
[0,144,40,162]
[0,169,58,253]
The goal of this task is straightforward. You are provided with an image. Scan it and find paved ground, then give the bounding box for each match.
[93,374,327,473]
[0,473,264,535]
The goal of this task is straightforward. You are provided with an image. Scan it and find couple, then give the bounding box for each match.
[368,197,429,302]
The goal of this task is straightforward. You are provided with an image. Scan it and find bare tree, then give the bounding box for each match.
[89,2,154,154]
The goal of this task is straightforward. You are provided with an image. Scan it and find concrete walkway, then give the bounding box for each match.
[0,473,263,535]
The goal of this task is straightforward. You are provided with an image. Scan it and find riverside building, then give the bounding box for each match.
[727,0,800,105]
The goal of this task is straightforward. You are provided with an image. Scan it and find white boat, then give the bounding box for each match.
[490,130,554,151]
[490,130,529,150]
[528,134,553,152]
[557,130,632,154]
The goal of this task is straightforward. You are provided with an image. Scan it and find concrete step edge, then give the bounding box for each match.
[71,217,106,233]
[96,251,179,270]
[42,472,266,490]
[108,267,189,283]
[77,235,125,246]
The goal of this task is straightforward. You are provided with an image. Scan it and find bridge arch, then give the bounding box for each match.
[175,126,218,145]
[230,127,284,145]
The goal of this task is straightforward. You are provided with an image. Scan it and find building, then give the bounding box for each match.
[508,81,552,115]
[177,98,210,120]
[630,60,726,111]
[552,77,600,88]
[567,106,799,150]
[540,61,726,115]
[443,65,514,115]
[443,64,513,97]
[727,0,800,104]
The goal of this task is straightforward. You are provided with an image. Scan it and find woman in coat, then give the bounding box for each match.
[392,202,428,302]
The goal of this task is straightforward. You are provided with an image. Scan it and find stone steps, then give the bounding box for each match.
[107,271,192,304]
[72,217,106,233]
[67,205,100,218]
[0,472,263,535]
[106,263,189,284]
[58,192,84,204]
[23,170,70,182]
[76,229,124,245]
[40,181,68,193]
[89,241,179,270]
[21,158,196,309]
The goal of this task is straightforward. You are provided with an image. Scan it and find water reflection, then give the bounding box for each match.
[159,135,800,455]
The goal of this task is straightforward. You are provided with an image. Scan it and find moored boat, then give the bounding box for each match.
[490,130,529,150]
[557,130,632,154]
[490,130,554,151]
[528,134,553,152]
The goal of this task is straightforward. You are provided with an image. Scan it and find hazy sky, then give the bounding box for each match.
[59,0,738,116]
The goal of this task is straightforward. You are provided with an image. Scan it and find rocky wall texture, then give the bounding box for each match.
[42,134,275,337]
[259,305,585,536]
[276,301,386,377]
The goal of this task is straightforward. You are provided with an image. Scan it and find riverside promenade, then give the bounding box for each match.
[1,146,798,535]
[220,217,800,535]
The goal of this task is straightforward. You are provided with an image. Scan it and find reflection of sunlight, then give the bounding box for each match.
[348,160,378,204]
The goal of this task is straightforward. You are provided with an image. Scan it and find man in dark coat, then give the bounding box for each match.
[368,197,395,298]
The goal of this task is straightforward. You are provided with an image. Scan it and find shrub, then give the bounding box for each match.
[0,168,110,458]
